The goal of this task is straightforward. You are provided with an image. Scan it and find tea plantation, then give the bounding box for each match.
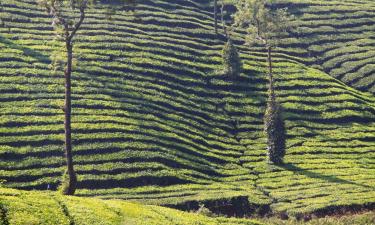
[0,188,263,225]
[2,188,375,225]
[267,0,375,93]
[0,0,374,222]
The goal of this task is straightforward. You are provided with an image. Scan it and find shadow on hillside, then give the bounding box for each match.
[281,163,374,190]
[206,68,267,98]
[0,35,50,63]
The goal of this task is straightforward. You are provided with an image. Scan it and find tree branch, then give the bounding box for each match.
[67,0,88,43]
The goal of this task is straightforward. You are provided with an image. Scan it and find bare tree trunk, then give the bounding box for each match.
[214,0,217,34]
[221,0,227,37]
[62,41,77,195]
[267,46,275,101]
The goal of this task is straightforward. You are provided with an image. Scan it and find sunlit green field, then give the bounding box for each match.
[1,188,374,225]
[0,188,263,225]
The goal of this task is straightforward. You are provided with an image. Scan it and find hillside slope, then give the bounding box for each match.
[2,188,375,225]
[225,0,375,93]
[0,188,262,225]
[0,0,374,217]
[272,0,375,93]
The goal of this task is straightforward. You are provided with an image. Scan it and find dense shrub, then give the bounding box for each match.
[264,98,286,164]
[0,203,9,225]
[222,39,242,78]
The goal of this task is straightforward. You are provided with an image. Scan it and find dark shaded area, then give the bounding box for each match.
[282,163,374,190]
[0,35,50,63]
[16,175,191,191]
[3,139,64,148]
[312,202,375,218]
[1,172,61,183]
[166,196,271,218]
[296,202,375,221]
[77,176,190,189]
[0,203,9,225]
[285,115,375,124]
[167,195,375,221]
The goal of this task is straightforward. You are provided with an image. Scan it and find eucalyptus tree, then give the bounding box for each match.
[214,0,218,34]
[233,0,293,164]
[38,0,136,195]
[220,0,227,36]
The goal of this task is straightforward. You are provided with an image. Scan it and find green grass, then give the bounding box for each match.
[262,212,375,225]
[0,0,374,219]
[0,188,263,225]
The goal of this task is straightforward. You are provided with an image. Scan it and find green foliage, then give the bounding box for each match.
[233,0,293,47]
[264,98,285,164]
[222,39,242,78]
[37,0,88,39]
[0,203,9,225]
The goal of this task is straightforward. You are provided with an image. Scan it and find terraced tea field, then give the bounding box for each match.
[0,0,374,219]
[277,0,375,93]
[225,0,375,93]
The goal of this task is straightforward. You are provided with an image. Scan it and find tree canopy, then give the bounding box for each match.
[233,0,293,47]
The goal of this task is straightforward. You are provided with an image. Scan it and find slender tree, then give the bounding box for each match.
[233,0,293,164]
[38,0,136,195]
[220,0,227,36]
[38,0,89,195]
[214,0,218,34]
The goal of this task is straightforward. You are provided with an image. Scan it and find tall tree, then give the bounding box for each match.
[220,0,227,36]
[214,0,218,34]
[38,0,136,195]
[38,0,89,195]
[233,0,293,164]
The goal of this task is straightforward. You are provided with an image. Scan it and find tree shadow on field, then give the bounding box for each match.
[0,35,50,63]
[207,67,267,102]
[281,163,374,190]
